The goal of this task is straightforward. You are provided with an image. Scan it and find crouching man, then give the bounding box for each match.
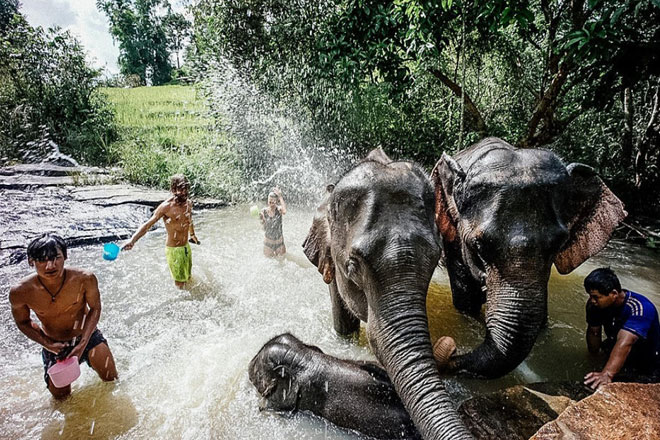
[9,234,118,399]
[584,267,660,389]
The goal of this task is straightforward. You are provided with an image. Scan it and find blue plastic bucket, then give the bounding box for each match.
[103,243,120,261]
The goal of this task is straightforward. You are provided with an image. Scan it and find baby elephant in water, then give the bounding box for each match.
[248,333,420,439]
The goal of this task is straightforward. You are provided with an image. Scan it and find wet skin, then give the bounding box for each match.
[123,186,199,287]
[9,252,118,399]
[249,333,420,439]
[260,188,286,257]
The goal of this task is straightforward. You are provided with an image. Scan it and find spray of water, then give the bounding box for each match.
[198,58,356,205]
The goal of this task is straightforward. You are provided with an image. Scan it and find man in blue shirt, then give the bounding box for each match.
[583,267,660,389]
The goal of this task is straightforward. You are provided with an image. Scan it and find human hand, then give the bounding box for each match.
[66,341,86,361]
[122,241,134,251]
[44,341,68,356]
[584,370,613,389]
[189,236,200,245]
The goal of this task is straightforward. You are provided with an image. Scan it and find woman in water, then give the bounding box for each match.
[260,187,287,257]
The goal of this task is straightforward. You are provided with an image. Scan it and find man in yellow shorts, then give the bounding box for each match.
[123,174,200,288]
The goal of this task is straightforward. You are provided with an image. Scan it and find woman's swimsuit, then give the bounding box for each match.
[262,207,284,250]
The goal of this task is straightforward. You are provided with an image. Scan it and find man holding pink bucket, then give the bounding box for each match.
[9,234,118,399]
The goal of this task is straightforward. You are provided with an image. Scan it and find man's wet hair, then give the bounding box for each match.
[584,267,621,295]
[170,174,189,192]
[27,233,67,261]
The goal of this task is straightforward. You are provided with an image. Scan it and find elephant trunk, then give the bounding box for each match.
[374,282,473,440]
[451,264,550,378]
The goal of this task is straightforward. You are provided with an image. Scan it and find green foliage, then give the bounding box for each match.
[97,0,174,85]
[191,0,660,214]
[0,9,116,165]
[103,85,242,199]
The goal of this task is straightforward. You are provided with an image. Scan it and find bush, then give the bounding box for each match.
[0,10,116,165]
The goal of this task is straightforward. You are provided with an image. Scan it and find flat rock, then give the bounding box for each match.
[0,163,109,177]
[531,382,660,440]
[69,185,226,209]
[0,165,227,266]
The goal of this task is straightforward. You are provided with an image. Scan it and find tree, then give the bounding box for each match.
[163,10,191,70]
[0,6,116,164]
[0,0,20,34]
[97,0,172,85]
[191,0,660,213]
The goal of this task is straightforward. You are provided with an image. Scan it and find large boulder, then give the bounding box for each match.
[531,383,660,440]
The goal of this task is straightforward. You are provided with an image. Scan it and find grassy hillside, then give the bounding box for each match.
[103,85,241,199]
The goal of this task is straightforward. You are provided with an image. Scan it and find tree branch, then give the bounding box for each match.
[429,67,487,137]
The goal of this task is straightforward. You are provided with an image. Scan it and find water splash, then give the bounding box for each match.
[198,58,357,205]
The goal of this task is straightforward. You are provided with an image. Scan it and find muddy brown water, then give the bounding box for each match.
[1,206,658,439]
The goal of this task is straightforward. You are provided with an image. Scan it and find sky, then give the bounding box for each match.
[21,0,187,77]
[22,0,121,75]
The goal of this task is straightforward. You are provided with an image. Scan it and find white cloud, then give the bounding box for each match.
[21,0,190,77]
[21,0,120,75]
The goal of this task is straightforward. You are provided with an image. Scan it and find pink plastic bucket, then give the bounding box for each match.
[47,356,81,388]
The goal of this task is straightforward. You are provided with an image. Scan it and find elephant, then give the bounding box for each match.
[248,333,421,439]
[303,148,473,440]
[431,137,627,378]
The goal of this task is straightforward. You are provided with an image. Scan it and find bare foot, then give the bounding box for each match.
[433,336,456,370]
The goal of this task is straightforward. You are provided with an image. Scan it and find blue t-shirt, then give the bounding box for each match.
[586,290,660,372]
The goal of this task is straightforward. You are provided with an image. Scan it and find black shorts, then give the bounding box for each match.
[41,328,108,386]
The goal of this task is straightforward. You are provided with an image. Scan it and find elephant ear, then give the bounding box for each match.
[362,147,392,165]
[431,153,466,243]
[554,163,627,274]
[303,184,335,284]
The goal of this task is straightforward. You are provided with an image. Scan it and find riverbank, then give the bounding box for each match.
[0,162,226,267]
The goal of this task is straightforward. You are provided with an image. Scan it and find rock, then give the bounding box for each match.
[0,163,107,177]
[0,165,228,267]
[531,382,660,440]
[458,382,592,440]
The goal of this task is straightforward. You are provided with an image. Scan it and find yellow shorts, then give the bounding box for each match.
[165,243,192,282]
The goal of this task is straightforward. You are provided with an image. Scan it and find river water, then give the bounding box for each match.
[1,206,659,439]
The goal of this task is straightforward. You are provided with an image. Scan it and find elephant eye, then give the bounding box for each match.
[346,258,360,279]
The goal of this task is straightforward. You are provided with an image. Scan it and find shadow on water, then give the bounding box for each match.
[41,383,137,440]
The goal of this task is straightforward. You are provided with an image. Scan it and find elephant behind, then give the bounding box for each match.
[303,148,473,440]
[432,137,627,378]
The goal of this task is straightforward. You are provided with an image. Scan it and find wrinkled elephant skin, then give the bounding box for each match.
[248,333,421,439]
[304,148,473,439]
[432,137,627,378]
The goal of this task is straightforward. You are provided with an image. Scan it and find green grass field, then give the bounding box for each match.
[102,85,241,199]
[102,85,212,147]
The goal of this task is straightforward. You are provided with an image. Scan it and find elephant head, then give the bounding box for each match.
[248,333,320,412]
[432,137,627,378]
[304,149,473,440]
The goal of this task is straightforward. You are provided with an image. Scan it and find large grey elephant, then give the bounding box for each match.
[303,149,473,440]
[432,137,626,378]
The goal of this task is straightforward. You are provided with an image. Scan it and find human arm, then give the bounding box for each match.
[67,274,102,360]
[189,222,200,244]
[586,325,602,354]
[584,329,638,389]
[273,187,286,215]
[188,202,200,244]
[122,204,165,250]
[9,288,67,354]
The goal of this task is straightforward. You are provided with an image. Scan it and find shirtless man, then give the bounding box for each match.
[9,234,118,399]
[123,174,199,288]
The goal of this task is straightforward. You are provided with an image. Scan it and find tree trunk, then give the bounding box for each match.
[621,88,634,171]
